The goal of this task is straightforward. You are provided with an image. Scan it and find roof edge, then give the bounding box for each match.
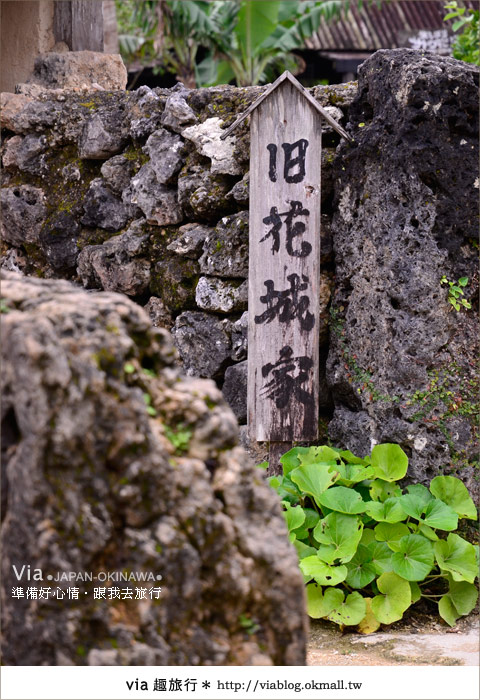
[220,70,352,142]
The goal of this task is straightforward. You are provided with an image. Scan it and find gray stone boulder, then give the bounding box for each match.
[230,312,248,361]
[39,210,82,273]
[166,223,212,259]
[150,256,200,315]
[144,128,187,185]
[1,271,306,666]
[128,86,166,140]
[223,361,248,424]
[177,155,235,222]
[20,51,128,91]
[227,173,249,206]
[0,185,46,246]
[182,117,243,176]
[195,277,248,314]
[144,296,173,330]
[199,212,249,278]
[172,311,232,378]
[77,219,151,295]
[161,89,198,133]
[327,49,479,494]
[79,112,129,160]
[1,134,48,174]
[100,155,137,195]
[81,178,129,231]
[125,164,183,226]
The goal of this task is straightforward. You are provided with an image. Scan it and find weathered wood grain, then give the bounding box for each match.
[54,0,104,52]
[248,79,321,442]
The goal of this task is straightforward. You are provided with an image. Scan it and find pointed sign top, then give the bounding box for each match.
[220,70,352,142]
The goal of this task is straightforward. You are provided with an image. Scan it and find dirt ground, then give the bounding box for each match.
[307,605,480,666]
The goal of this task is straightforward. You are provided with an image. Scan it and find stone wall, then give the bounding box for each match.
[1,48,478,495]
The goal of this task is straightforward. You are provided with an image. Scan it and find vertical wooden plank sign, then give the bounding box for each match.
[250,79,321,445]
[221,72,350,470]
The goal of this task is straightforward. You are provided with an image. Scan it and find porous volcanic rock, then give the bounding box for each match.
[77,219,151,295]
[0,185,46,246]
[327,49,479,495]
[20,51,128,91]
[0,271,307,666]
[172,311,232,378]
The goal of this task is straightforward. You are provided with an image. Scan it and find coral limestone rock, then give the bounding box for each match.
[0,272,307,666]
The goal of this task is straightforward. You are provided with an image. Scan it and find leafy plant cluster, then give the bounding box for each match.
[116,0,360,88]
[440,275,471,311]
[444,1,480,65]
[268,443,478,633]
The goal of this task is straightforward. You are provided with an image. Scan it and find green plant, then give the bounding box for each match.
[440,275,471,311]
[268,443,478,632]
[444,1,480,65]
[143,392,157,417]
[197,0,348,87]
[239,613,260,635]
[164,424,193,454]
[117,0,374,88]
[117,0,224,88]
[0,299,11,314]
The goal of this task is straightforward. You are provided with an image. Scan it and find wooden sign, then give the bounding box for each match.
[222,72,350,451]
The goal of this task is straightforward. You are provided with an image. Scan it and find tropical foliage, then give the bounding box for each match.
[444,1,480,65]
[116,0,352,87]
[266,443,478,633]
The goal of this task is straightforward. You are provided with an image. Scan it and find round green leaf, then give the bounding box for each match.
[345,544,377,588]
[447,578,478,616]
[272,474,301,504]
[339,449,369,465]
[438,595,458,627]
[371,572,412,624]
[434,534,478,583]
[294,540,317,560]
[371,443,408,482]
[374,522,410,551]
[406,483,434,507]
[399,493,426,520]
[368,540,393,574]
[418,523,439,541]
[303,507,320,530]
[335,461,375,486]
[357,597,381,634]
[327,591,366,626]
[365,497,407,523]
[410,581,422,604]
[360,528,376,545]
[283,502,305,533]
[299,556,348,586]
[305,584,344,619]
[391,534,434,581]
[290,463,338,507]
[313,512,363,563]
[317,486,366,514]
[430,475,478,520]
[422,499,458,531]
[369,479,402,502]
[298,446,340,465]
[280,446,311,475]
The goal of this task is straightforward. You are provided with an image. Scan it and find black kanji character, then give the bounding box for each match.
[261,345,314,409]
[283,139,309,183]
[254,273,315,331]
[261,200,311,257]
[266,139,309,183]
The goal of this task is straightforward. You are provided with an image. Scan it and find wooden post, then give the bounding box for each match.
[221,72,351,476]
[268,441,291,477]
[54,1,104,52]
